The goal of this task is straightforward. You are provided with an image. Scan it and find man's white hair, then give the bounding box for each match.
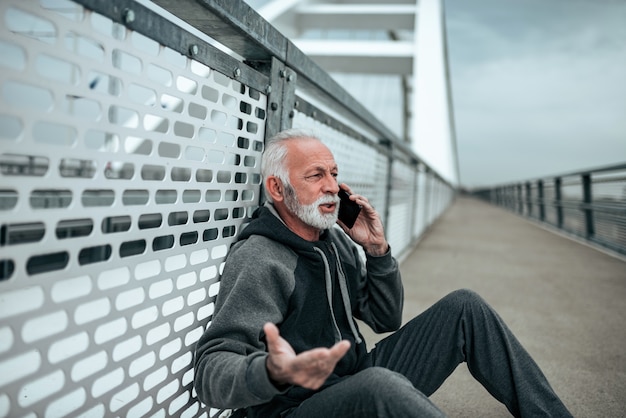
[261,128,322,203]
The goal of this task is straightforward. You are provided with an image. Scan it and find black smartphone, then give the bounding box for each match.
[338,188,361,228]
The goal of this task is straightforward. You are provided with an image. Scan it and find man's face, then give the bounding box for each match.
[283,139,341,230]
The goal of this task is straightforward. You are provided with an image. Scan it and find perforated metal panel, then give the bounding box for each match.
[0,1,265,417]
[413,168,428,238]
[388,159,416,254]
[424,173,437,226]
[432,179,454,223]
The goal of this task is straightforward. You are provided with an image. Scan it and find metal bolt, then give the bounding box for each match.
[123,8,135,24]
[266,85,272,94]
[279,70,286,78]
[234,67,242,78]
[189,44,199,56]
[289,110,295,118]
[287,74,294,82]
[270,102,278,111]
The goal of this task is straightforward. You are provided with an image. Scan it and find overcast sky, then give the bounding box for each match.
[245,0,625,187]
[444,0,626,187]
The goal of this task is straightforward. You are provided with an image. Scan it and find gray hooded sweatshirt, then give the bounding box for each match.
[193,203,404,417]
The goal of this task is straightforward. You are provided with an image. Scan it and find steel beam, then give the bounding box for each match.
[295,4,416,30]
[293,40,413,74]
[151,0,288,61]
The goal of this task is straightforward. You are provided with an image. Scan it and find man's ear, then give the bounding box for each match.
[266,176,284,202]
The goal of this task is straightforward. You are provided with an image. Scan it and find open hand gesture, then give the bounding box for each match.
[264,323,350,390]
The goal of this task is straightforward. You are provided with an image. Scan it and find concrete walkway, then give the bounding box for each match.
[362,196,626,417]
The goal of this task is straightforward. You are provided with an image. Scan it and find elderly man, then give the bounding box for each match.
[193,129,572,417]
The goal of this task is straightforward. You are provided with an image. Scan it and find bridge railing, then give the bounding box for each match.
[472,163,626,257]
[0,1,455,417]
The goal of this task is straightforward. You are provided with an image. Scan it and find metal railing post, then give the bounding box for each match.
[525,182,532,217]
[380,139,394,233]
[265,57,297,139]
[537,179,545,222]
[555,177,563,229]
[423,168,431,226]
[410,161,419,243]
[582,173,594,240]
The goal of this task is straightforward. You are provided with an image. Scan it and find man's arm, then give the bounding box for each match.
[194,239,353,407]
[357,249,404,332]
[337,183,404,332]
[193,238,295,409]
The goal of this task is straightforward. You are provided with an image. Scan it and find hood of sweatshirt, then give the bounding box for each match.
[238,203,323,257]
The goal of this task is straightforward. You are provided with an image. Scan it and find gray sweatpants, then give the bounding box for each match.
[287,289,572,418]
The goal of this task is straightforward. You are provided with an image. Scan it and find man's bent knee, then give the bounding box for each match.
[353,367,411,393]
[442,288,488,311]
[353,368,445,417]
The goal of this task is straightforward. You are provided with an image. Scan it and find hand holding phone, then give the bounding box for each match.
[338,188,361,229]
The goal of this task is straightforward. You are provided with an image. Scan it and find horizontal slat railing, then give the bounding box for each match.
[472,163,626,257]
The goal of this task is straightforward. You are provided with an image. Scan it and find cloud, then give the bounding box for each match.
[445,0,626,187]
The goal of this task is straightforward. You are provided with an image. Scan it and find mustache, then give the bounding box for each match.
[316,194,340,205]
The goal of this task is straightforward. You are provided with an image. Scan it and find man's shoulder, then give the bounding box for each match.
[233,233,289,251]
[222,234,299,292]
[228,234,297,267]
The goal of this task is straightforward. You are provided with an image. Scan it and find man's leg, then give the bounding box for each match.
[367,289,572,417]
[287,367,445,418]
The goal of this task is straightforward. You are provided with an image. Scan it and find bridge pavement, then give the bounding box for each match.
[360,196,626,417]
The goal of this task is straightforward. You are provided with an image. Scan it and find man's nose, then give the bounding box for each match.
[323,174,340,194]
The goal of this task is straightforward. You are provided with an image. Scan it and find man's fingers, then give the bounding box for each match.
[264,322,277,339]
[294,341,351,389]
[264,323,281,350]
[339,183,353,195]
[307,341,351,373]
[305,340,350,364]
[329,340,351,360]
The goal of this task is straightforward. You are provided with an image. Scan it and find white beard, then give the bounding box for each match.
[284,185,340,230]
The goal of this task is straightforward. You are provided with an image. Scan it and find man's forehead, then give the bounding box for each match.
[287,138,336,164]
[307,161,338,172]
